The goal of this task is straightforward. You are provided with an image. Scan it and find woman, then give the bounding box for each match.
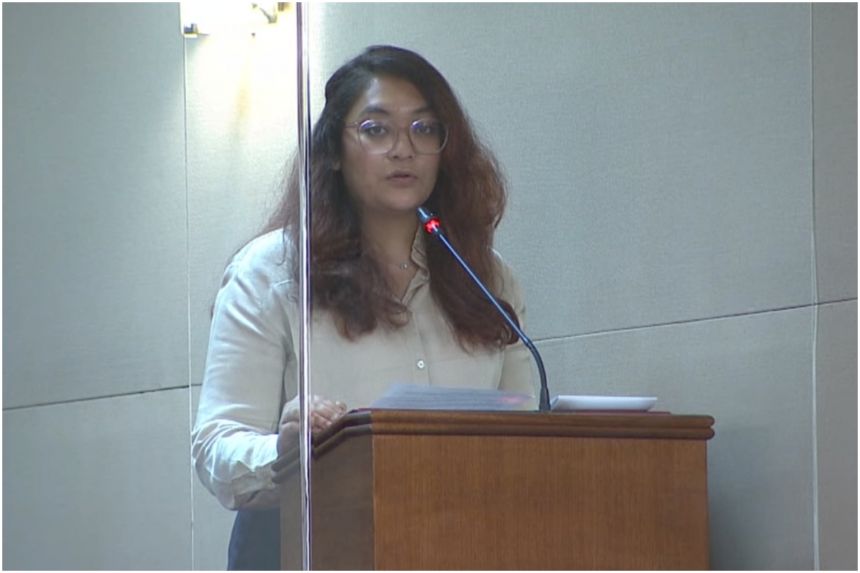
[192,45,536,570]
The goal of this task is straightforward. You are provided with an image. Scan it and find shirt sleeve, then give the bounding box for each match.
[494,256,539,408]
[191,236,294,510]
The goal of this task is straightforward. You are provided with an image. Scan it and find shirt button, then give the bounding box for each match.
[416,359,426,370]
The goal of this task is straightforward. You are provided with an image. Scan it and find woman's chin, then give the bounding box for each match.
[378,192,433,215]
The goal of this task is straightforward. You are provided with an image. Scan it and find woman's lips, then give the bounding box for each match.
[386,172,418,185]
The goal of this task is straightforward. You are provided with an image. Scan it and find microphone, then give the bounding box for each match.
[417,206,551,412]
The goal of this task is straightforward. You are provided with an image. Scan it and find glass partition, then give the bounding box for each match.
[183,3,308,569]
[299,3,820,569]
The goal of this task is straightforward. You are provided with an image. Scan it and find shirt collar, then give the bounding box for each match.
[398,226,430,304]
[410,224,429,272]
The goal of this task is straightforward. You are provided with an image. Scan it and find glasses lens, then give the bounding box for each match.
[410,120,447,154]
[355,119,447,154]
[356,120,393,154]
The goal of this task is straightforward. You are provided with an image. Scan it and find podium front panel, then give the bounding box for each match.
[279,411,713,569]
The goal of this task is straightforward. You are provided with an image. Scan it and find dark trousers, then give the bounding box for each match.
[227,508,281,570]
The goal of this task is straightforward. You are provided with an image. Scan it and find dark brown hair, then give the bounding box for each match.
[265,45,518,349]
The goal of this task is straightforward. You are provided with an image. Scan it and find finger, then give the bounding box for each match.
[314,403,342,421]
[310,411,332,431]
[283,419,328,438]
[286,408,319,427]
[282,395,336,424]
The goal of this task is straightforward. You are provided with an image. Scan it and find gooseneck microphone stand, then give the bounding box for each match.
[417,206,551,412]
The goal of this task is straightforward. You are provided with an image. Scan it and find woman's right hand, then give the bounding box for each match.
[277,395,348,454]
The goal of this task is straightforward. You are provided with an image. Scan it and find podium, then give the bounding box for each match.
[275,410,714,570]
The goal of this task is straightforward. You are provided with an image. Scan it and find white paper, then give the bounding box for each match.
[550,395,657,412]
[370,383,534,411]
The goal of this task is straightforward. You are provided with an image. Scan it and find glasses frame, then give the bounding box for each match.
[344,118,449,155]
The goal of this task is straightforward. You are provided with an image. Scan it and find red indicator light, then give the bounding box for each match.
[423,218,441,234]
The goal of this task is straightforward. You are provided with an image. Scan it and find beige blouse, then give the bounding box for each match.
[192,229,536,510]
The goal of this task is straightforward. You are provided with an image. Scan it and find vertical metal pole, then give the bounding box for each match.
[295,2,313,570]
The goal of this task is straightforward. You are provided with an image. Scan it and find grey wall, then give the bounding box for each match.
[3,3,193,569]
[3,3,856,570]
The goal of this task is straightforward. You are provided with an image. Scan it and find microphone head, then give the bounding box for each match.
[416,206,443,236]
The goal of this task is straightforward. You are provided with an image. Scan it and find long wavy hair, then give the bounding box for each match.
[265,45,519,349]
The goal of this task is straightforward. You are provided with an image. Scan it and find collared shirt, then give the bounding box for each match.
[192,229,536,510]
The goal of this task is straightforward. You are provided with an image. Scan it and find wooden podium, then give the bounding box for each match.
[275,410,714,570]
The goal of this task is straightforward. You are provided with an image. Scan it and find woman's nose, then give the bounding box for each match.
[387,126,416,159]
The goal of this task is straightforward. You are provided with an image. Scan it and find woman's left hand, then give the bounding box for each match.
[277,395,348,454]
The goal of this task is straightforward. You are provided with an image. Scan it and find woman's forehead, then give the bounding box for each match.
[346,76,433,119]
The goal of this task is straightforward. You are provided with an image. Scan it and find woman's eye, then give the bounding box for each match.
[412,121,441,137]
[359,121,389,138]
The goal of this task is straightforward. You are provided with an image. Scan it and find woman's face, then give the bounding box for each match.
[339,75,442,219]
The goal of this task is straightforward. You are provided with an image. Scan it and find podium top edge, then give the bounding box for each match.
[272,410,715,478]
[358,408,713,427]
[315,409,714,453]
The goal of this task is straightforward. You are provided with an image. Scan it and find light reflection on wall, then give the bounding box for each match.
[183,5,296,137]
[183,8,300,568]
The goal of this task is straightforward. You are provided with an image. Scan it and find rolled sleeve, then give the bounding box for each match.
[192,233,294,510]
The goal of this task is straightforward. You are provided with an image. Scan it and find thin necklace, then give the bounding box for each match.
[365,244,413,271]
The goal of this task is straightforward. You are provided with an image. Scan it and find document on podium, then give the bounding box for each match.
[370,383,534,411]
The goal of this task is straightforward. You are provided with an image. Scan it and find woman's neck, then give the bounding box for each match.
[360,211,419,265]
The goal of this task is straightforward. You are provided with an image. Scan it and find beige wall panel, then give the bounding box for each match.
[812,4,857,303]
[815,300,857,570]
[2,389,192,569]
[3,3,188,407]
[537,307,815,569]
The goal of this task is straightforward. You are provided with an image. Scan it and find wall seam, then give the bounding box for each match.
[2,385,192,412]
[6,298,855,412]
[532,301,838,345]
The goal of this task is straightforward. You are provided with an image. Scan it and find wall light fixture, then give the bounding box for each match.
[181,2,291,37]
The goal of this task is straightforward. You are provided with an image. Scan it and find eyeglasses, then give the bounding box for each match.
[344,118,448,155]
